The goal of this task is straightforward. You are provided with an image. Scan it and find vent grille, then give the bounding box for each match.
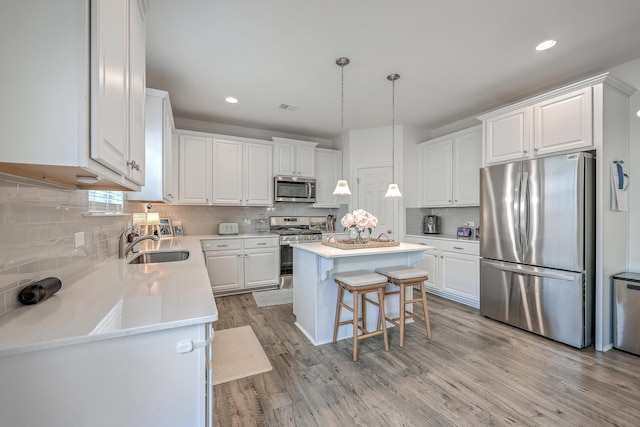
[278,104,299,111]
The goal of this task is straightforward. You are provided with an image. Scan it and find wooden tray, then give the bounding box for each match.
[321,233,400,250]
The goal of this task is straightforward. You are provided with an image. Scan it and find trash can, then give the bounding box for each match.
[612,272,640,356]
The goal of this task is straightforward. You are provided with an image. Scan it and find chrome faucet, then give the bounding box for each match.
[118,227,160,258]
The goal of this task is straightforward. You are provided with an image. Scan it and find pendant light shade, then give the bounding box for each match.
[333,57,352,196]
[385,183,402,198]
[333,179,351,195]
[385,73,402,198]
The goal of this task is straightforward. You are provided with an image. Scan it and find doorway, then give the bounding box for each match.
[356,166,397,239]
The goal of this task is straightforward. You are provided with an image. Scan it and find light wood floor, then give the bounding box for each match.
[212,291,640,426]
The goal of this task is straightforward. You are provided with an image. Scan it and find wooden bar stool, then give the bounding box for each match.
[333,270,390,361]
[375,266,432,347]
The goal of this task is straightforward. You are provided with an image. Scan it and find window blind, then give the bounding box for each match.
[88,190,124,213]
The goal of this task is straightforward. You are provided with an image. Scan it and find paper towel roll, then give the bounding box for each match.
[18,277,62,305]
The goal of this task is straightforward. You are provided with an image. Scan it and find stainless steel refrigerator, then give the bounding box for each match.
[479,152,595,348]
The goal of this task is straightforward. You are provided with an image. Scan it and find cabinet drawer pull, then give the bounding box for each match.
[257,242,267,245]
[453,246,464,250]
[217,244,228,248]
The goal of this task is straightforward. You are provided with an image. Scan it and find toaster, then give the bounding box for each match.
[218,222,239,235]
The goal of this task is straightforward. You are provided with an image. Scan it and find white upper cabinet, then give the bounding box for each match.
[479,79,602,166]
[482,107,531,165]
[533,87,593,157]
[453,128,483,205]
[0,0,149,190]
[272,137,318,178]
[313,149,341,208]
[211,139,273,206]
[179,135,212,205]
[176,131,273,206]
[421,139,453,206]
[419,126,482,207]
[242,142,274,205]
[127,89,175,202]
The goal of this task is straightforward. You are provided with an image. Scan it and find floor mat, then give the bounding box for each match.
[210,325,272,385]
[252,288,293,307]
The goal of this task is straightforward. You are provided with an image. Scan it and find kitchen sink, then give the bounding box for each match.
[128,250,190,264]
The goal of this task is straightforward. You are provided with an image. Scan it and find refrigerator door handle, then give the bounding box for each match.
[514,172,522,254]
[520,171,529,254]
[484,260,576,282]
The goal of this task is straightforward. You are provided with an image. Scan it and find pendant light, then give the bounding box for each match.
[333,57,352,196]
[385,73,402,198]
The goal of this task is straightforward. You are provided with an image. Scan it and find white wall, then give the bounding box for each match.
[609,58,640,270]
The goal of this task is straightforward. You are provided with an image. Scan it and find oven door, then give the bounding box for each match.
[280,242,293,276]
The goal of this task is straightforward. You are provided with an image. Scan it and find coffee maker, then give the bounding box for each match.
[423,215,441,234]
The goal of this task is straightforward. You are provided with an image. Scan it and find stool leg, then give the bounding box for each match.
[419,282,432,340]
[352,290,360,362]
[361,292,367,332]
[399,283,406,348]
[378,288,389,351]
[333,285,344,343]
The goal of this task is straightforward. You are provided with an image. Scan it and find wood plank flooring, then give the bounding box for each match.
[212,291,640,426]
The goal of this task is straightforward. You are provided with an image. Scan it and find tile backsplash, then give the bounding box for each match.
[406,206,480,236]
[125,202,347,235]
[0,177,128,316]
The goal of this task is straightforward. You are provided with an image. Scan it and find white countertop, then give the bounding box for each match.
[0,236,218,357]
[200,232,278,239]
[290,241,431,258]
[405,234,480,243]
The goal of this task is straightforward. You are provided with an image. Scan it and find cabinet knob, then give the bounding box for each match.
[522,150,528,155]
[449,200,452,203]
[454,199,458,202]
[534,148,539,153]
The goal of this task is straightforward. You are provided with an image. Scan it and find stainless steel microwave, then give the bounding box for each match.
[274,176,316,203]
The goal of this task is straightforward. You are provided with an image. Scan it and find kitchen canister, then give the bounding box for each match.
[18,277,62,305]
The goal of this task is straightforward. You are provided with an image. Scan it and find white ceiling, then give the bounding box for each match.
[145,0,640,140]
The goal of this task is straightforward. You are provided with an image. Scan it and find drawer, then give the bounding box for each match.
[440,240,479,255]
[201,239,243,251]
[244,237,278,249]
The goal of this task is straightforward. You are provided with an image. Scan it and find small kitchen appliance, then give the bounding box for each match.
[423,215,440,234]
[218,222,239,235]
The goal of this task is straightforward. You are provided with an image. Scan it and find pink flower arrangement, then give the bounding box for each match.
[341,209,378,234]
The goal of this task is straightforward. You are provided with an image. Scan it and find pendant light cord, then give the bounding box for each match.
[340,60,345,180]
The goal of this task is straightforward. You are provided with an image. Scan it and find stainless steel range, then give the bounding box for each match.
[270,216,322,288]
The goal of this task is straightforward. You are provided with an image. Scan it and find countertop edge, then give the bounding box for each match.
[0,236,218,357]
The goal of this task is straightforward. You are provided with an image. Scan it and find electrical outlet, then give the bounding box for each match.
[74,231,85,248]
[465,221,475,228]
[243,217,251,225]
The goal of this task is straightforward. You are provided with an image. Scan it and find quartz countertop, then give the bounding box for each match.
[0,236,218,357]
[199,232,278,239]
[405,234,480,243]
[290,241,431,259]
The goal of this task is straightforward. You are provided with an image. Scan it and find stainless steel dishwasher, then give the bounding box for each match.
[612,272,640,356]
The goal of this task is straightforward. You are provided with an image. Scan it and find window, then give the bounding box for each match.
[88,190,124,214]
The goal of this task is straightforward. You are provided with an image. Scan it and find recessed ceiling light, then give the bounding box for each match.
[225,96,238,104]
[535,40,557,51]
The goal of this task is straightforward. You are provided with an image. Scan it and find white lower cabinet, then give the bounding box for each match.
[440,250,480,302]
[202,237,279,295]
[406,236,479,308]
[0,323,212,427]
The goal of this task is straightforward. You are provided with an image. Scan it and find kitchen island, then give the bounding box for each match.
[290,241,430,345]
[0,236,218,427]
